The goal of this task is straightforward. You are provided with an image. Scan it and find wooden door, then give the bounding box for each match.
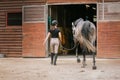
[22,5,46,57]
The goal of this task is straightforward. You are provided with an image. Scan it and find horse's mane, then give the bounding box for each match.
[74,18,84,26]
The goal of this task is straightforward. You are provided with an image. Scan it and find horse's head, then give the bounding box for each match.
[72,18,84,37]
[72,22,76,36]
[72,22,78,44]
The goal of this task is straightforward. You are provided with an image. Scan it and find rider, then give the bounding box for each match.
[43,20,62,65]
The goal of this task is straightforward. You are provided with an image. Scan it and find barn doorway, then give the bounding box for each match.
[48,4,97,56]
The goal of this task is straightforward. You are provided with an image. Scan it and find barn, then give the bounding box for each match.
[0,0,120,58]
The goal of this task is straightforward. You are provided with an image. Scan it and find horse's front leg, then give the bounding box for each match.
[76,45,80,63]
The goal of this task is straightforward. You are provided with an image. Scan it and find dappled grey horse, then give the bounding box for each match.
[72,18,97,69]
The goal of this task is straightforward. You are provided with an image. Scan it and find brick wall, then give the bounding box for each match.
[22,23,46,57]
[97,21,120,58]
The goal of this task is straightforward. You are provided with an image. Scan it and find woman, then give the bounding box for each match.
[43,20,62,65]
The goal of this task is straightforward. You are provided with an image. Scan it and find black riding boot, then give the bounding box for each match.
[51,53,54,64]
[54,54,58,65]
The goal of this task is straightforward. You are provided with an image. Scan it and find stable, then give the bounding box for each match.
[0,0,120,58]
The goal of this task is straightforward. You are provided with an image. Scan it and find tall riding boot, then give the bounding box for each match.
[54,54,58,65]
[51,53,54,64]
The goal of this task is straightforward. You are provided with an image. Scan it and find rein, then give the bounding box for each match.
[59,41,78,51]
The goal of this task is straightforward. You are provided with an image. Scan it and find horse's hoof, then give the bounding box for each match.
[92,66,97,70]
[77,59,81,63]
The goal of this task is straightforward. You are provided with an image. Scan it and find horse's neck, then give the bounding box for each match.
[76,21,84,31]
[73,21,84,39]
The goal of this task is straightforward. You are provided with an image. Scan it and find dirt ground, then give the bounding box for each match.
[0,57,120,80]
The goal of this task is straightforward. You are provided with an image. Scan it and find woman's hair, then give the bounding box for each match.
[50,26,55,30]
[51,20,58,26]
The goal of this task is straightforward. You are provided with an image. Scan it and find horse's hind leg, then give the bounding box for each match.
[81,47,87,68]
[92,52,97,70]
[76,46,80,63]
[92,42,97,70]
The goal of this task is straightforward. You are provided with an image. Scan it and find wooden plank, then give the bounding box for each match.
[0,35,22,38]
[23,5,45,22]
[5,53,22,57]
[0,26,22,57]
[0,46,22,49]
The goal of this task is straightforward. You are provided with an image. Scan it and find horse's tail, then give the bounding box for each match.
[81,21,96,52]
[77,35,96,52]
[82,36,96,52]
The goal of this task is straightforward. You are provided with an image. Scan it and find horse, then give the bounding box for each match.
[72,18,97,70]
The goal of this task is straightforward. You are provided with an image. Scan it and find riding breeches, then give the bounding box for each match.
[50,38,59,54]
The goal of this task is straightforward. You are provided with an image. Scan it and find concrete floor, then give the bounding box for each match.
[0,57,120,80]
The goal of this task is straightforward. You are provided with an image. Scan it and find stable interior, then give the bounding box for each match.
[48,4,97,55]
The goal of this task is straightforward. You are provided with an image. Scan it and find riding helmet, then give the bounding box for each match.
[51,20,58,26]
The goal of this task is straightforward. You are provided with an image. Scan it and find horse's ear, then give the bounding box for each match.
[72,22,75,28]
[72,22,73,26]
[72,22,74,29]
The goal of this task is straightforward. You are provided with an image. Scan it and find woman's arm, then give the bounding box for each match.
[43,32,51,45]
[59,32,62,42]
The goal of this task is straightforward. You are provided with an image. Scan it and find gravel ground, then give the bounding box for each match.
[0,57,120,80]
